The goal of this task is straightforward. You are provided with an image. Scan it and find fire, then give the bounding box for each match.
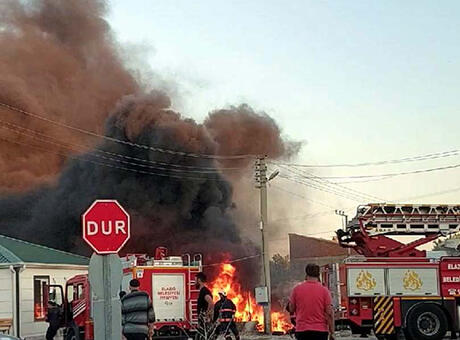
[209,262,292,333]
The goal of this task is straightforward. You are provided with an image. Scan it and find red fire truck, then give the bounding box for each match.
[45,247,202,340]
[322,203,460,340]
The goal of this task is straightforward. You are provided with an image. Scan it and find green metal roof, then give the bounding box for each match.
[0,234,89,266]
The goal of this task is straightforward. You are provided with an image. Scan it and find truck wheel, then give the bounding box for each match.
[405,303,447,340]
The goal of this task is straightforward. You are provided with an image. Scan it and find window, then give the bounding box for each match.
[76,284,84,300]
[67,284,75,304]
[34,276,50,321]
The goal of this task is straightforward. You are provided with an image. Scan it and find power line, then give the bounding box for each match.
[302,163,460,180]
[0,121,246,174]
[278,164,384,202]
[202,254,261,267]
[286,164,384,202]
[280,174,364,202]
[276,166,380,200]
[271,184,337,209]
[279,172,365,202]
[331,176,397,184]
[396,186,460,202]
[0,101,256,160]
[269,228,339,242]
[0,135,234,182]
[271,210,336,224]
[272,149,460,168]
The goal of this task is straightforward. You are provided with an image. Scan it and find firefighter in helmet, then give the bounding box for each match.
[213,291,240,340]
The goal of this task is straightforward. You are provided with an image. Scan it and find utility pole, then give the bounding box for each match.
[255,156,271,334]
[335,210,350,255]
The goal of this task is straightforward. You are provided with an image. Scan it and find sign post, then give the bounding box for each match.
[83,199,131,340]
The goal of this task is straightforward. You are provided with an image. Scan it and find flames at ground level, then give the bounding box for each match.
[210,263,292,333]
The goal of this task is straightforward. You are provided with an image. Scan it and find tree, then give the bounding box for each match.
[432,233,460,255]
[270,253,291,287]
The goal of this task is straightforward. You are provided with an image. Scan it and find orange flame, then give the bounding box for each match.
[210,262,292,333]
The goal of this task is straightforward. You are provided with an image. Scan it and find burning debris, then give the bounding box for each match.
[210,262,293,333]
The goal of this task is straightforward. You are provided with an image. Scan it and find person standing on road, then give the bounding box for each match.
[289,264,335,340]
[121,279,155,340]
[195,272,214,339]
[45,301,61,340]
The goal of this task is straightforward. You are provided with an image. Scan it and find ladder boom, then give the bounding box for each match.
[337,203,460,257]
[356,203,460,236]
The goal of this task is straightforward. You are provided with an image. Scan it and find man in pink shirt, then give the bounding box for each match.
[289,264,335,340]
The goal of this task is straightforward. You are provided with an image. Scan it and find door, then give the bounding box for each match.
[43,284,65,327]
[347,268,386,297]
[152,273,186,322]
[67,282,87,324]
[387,267,439,296]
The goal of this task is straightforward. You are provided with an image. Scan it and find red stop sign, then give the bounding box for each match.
[82,200,130,254]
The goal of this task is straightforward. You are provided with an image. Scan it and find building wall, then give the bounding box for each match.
[19,266,87,339]
[289,233,352,260]
[0,268,13,319]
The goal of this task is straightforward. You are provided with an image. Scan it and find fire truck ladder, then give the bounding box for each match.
[336,204,460,257]
[183,253,202,327]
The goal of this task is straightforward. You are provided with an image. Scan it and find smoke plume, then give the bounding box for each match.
[0,0,137,191]
[0,0,300,286]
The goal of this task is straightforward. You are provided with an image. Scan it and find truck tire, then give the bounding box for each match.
[405,303,447,340]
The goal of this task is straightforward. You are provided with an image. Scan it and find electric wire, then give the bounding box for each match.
[271,210,336,224]
[0,121,246,174]
[0,101,257,160]
[278,164,384,202]
[396,186,460,202]
[280,174,364,202]
[272,149,460,168]
[271,184,337,209]
[203,254,262,267]
[0,135,233,182]
[298,163,460,180]
[278,163,384,202]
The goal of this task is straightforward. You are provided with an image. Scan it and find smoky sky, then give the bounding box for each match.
[0,0,300,285]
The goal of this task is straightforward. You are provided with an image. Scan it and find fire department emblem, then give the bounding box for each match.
[356,270,377,291]
[403,270,423,291]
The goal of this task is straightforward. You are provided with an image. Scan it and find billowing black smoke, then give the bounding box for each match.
[0,0,301,290]
[1,92,250,255]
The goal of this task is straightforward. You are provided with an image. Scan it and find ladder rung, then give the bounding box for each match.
[367,222,460,236]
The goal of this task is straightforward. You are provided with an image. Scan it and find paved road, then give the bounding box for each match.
[241,335,377,340]
[241,333,454,340]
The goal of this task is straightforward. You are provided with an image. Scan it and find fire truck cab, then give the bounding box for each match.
[324,204,460,340]
[44,247,202,340]
[44,274,93,340]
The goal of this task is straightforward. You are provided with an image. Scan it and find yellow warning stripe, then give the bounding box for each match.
[373,297,394,335]
[374,296,389,309]
[375,299,393,334]
[374,300,391,322]
[375,298,391,316]
[376,309,393,333]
